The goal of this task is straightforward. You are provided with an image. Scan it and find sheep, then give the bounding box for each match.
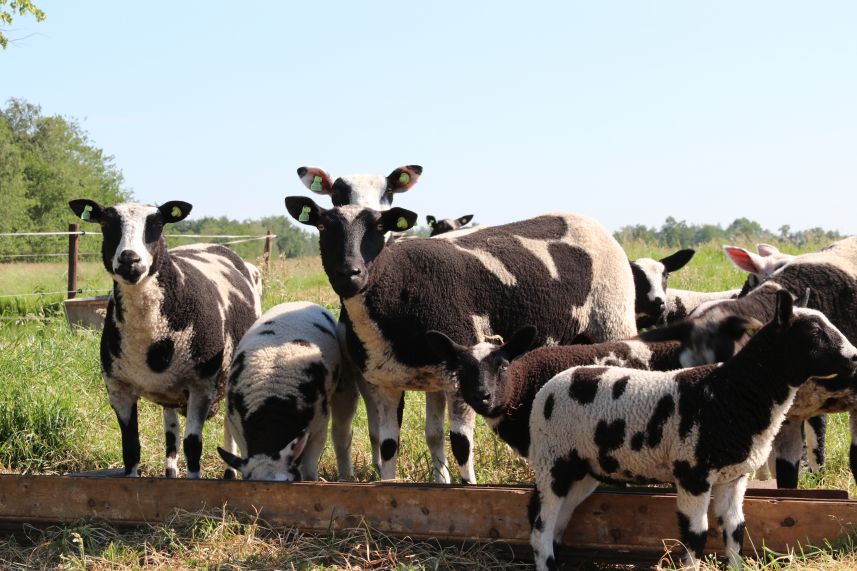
[426,214,474,236]
[425,317,753,458]
[527,290,857,571]
[295,164,457,483]
[68,199,261,478]
[629,248,695,329]
[661,236,857,488]
[285,195,638,483]
[217,301,349,481]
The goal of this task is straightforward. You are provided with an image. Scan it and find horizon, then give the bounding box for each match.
[2,2,856,235]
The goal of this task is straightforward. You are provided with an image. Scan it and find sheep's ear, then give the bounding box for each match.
[756,243,782,257]
[637,321,693,343]
[723,246,764,274]
[425,330,467,365]
[380,207,418,232]
[159,201,192,223]
[426,215,437,228]
[282,430,309,461]
[660,249,695,273]
[69,199,105,223]
[796,288,812,308]
[297,167,334,195]
[285,196,325,226]
[775,289,794,326]
[217,447,246,471]
[501,326,537,361]
[386,165,423,193]
[456,214,474,226]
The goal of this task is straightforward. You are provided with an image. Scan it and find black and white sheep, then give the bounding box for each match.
[426,317,752,458]
[217,301,352,481]
[629,248,695,329]
[659,236,857,488]
[426,214,474,236]
[68,199,261,478]
[286,196,638,483]
[527,291,857,571]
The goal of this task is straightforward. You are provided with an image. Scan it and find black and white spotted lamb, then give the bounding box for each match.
[629,248,695,329]
[527,291,857,571]
[69,199,261,478]
[218,301,351,481]
[426,317,752,458]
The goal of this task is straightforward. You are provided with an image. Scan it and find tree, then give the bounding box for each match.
[0,0,45,49]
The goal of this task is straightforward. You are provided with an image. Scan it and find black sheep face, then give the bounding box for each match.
[68,199,191,285]
[217,431,308,481]
[782,304,857,384]
[285,196,418,299]
[631,249,695,329]
[427,214,474,237]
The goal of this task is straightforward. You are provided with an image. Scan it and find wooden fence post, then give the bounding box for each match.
[263,229,273,274]
[67,223,79,299]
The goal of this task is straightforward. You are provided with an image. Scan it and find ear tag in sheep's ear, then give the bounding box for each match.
[399,172,410,185]
[80,204,92,221]
[396,216,408,229]
[171,206,182,218]
[298,206,312,222]
[310,176,323,192]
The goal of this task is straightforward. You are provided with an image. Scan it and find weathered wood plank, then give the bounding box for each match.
[0,475,853,557]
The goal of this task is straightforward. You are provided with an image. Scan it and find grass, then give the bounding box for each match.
[0,242,855,569]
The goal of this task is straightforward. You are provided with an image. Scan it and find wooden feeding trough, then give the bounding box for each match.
[0,475,854,563]
[63,295,110,329]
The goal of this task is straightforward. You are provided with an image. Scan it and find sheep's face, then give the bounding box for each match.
[296,165,423,211]
[217,431,308,481]
[286,197,417,299]
[631,249,695,329]
[427,214,474,237]
[784,306,857,384]
[69,199,191,285]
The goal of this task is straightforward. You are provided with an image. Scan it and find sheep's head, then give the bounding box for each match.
[217,430,308,481]
[296,165,422,210]
[631,248,695,329]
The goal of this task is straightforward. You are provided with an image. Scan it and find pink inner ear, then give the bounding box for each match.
[724,247,759,273]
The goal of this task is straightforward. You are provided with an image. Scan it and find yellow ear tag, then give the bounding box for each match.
[310,176,323,192]
[81,204,92,221]
[396,216,408,229]
[299,205,312,222]
[399,172,410,185]
[171,206,182,218]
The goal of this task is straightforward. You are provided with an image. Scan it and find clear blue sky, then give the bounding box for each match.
[2,2,856,234]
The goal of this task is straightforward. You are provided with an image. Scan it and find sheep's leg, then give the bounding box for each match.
[713,475,748,569]
[804,416,826,473]
[369,385,404,480]
[446,389,477,484]
[329,371,359,479]
[299,415,328,482]
[772,418,803,488]
[222,413,240,480]
[425,391,449,484]
[355,374,382,473]
[553,475,599,543]
[163,407,180,478]
[530,472,598,571]
[183,389,213,479]
[106,378,140,477]
[675,483,712,570]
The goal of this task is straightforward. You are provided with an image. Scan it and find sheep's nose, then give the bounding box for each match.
[118,250,141,265]
[337,266,361,278]
[654,297,665,310]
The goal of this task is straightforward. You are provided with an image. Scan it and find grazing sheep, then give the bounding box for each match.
[69,199,261,478]
[426,214,474,236]
[286,196,638,483]
[528,291,857,571]
[217,302,350,481]
[426,317,752,458]
[680,237,857,487]
[629,248,695,329]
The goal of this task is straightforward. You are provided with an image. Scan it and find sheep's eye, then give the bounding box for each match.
[317,224,325,231]
[377,223,385,232]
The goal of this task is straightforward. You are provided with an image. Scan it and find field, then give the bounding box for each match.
[1,242,856,569]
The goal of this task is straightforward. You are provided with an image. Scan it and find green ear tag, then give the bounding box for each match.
[399,172,410,185]
[171,206,182,218]
[310,176,323,192]
[81,204,92,221]
[396,216,408,229]
[299,205,311,222]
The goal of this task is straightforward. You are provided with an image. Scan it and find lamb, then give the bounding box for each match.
[217,301,351,481]
[527,290,857,571]
[425,317,752,458]
[68,199,261,478]
[629,248,695,329]
[285,195,638,483]
[426,214,474,236]
[676,237,857,487]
